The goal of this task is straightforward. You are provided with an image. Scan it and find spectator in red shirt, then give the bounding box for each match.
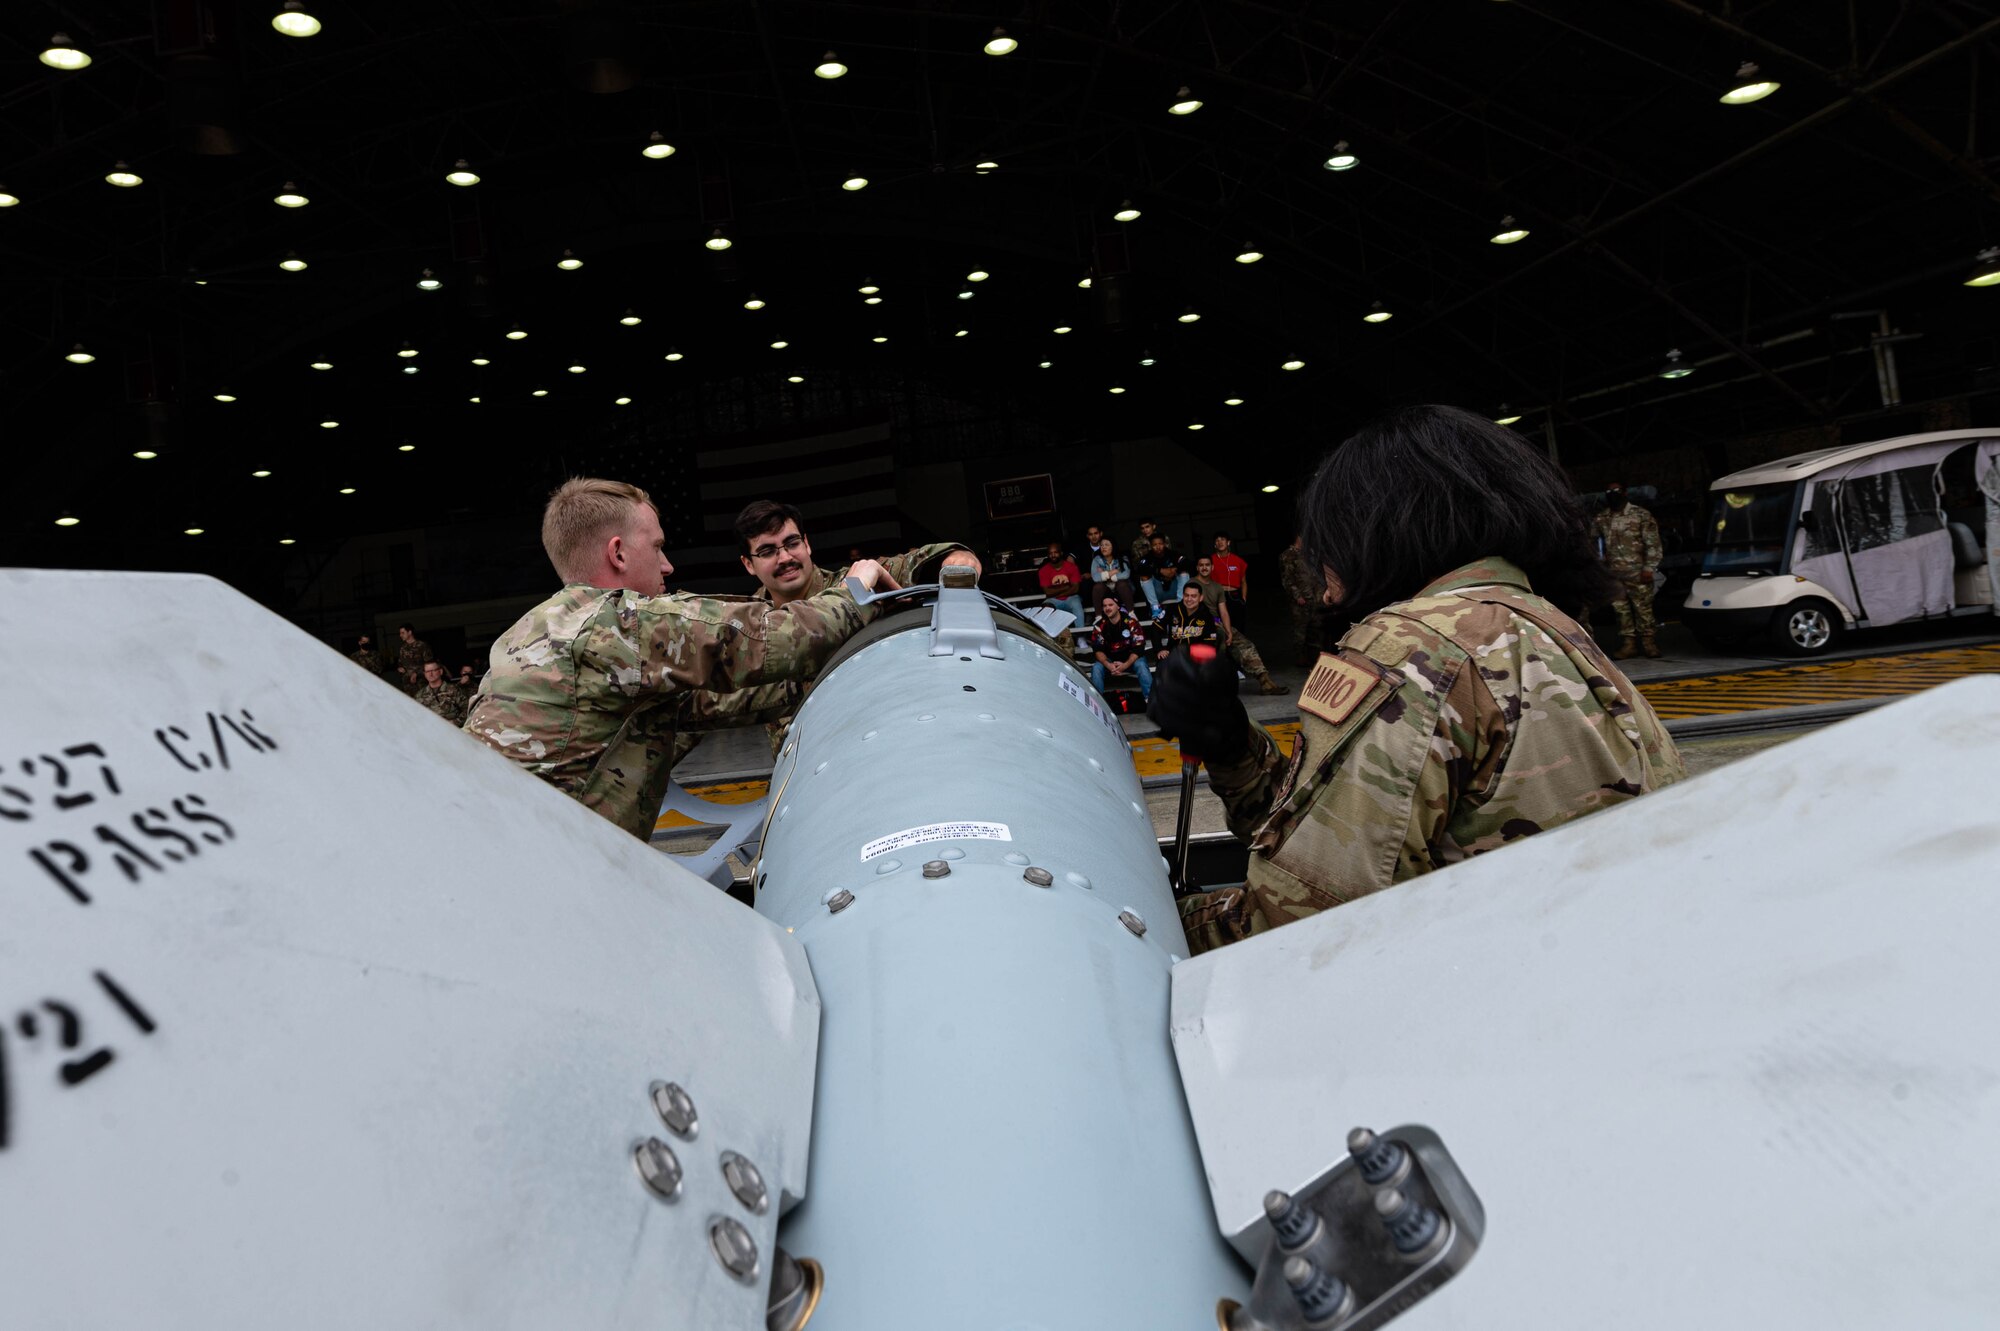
[1210,531,1249,602]
[1038,541,1085,628]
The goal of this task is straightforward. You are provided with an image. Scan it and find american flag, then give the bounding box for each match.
[670,419,904,591]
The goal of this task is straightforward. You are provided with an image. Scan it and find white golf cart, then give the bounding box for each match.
[1683,428,1999,655]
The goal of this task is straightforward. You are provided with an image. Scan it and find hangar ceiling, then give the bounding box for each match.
[5,0,1999,585]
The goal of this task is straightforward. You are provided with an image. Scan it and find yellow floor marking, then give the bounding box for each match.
[1638,642,2000,720]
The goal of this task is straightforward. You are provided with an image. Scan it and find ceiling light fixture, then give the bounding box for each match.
[338,487,356,495]
[396,343,418,358]
[271,4,321,37]
[954,329,969,337]
[743,294,767,310]
[398,443,416,452]
[184,527,205,536]
[1077,274,1093,290]
[815,51,848,79]
[556,249,583,270]
[984,27,1017,56]
[39,33,92,69]
[132,450,158,460]
[531,389,548,397]
[567,364,586,374]
[279,538,296,546]
[786,374,805,384]
[642,131,676,159]
[320,419,339,428]
[871,335,889,343]
[1138,356,1156,367]
[841,174,869,191]
[1658,348,1694,379]
[858,281,881,294]
[770,339,789,349]
[1187,422,1205,431]
[705,228,732,251]
[1038,360,1052,368]
[1260,484,1280,494]
[974,160,999,173]
[1363,302,1393,323]
[252,469,272,477]
[1108,386,1126,394]
[1962,247,2000,288]
[1489,215,1530,245]
[278,251,308,271]
[445,159,480,187]
[213,391,237,402]
[1223,397,1244,406]
[957,289,974,301]
[1322,141,1359,171]
[1720,61,1780,105]
[1281,359,1305,371]
[416,268,442,290]
[54,514,81,527]
[1235,243,1264,264]
[1177,307,1200,323]
[274,182,309,207]
[505,325,528,340]
[402,366,419,375]
[615,396,632,405]
[665,349,684,361]
[1113,200,1141,222]
[967,268,990,282]
[105,162,143,188]
[620,309,642,325]
[0,188,18,207]
[1053,325,1072,334]
[64,343,95,364]
[310,360,333,370]
[471,357,490,366]
[1494,407,1523,425]
[1168,86,1203,115]
[863,295,882,305]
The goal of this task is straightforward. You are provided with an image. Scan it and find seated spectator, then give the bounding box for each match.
[1090,537,1138,612]
[457,663,478,690]
[1144,533,1189,613]
[1157,581,1222,661]
[1129,519,1158,571]
[1038,541,1085,628]
[1089,595,1152,701]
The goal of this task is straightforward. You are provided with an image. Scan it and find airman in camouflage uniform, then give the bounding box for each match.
[462,477,893,840]
[395,624,435,694]
[1192,556,1285,695]
[1278,538,1325,667]
[1591,482,1665,658]
[415,660,470,726]
[464,581,873,839]
[669,540,970,771]
[349,634,384,677]
[1177,557,1685,953]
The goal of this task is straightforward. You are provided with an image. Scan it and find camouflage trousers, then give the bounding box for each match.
[1289,603,1325,659]
[1227,632,1272,682]
[1607,572,1657,639]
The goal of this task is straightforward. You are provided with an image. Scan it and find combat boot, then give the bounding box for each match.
[1640,634,1661,658]
[1613,637,1638,660]
[1257,673,1287,696]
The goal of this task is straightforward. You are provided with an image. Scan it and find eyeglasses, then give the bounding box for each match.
[750,533,808,561]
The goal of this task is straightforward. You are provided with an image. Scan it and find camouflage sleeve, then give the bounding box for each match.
[675,680,801,732]
[1205,721,1289,840]
[1643,512,1664,567]
[592,584,873,697]
[876,541,971,589]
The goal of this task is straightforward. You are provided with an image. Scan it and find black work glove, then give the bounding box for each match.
[1148,647,1250,764]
